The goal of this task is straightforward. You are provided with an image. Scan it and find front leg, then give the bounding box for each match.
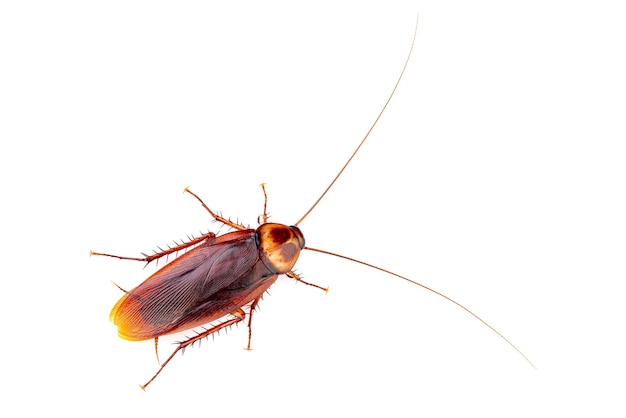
[286,271,328,293]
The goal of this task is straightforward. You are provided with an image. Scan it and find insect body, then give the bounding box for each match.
[92,15,534,390]
[95,187,323,389]
[110,223,304,342]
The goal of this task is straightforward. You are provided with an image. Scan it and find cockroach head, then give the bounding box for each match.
[256,223,305,274]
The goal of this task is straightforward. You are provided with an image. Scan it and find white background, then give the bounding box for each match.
[2,1,625,416]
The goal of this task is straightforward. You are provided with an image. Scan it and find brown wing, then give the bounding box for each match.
[110,229,278,340]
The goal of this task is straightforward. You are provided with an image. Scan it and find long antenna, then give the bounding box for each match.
[304,246,537,369]
[295,14,419,227]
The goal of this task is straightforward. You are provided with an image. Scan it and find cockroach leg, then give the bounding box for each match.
[260,183,269,225]
[90,231,216,263]
[286,271,329,293]
[184,187,247,231]
[140,309,247,390]
[245,297,261,351]
[154,337,160,365]
[111,282,128,293]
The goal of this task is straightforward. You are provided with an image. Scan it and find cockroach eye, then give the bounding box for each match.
[256,223,305,274]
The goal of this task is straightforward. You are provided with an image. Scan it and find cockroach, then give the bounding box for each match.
[92,15,535,390]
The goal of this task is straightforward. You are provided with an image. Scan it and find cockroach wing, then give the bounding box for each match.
[110,229,279,341]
